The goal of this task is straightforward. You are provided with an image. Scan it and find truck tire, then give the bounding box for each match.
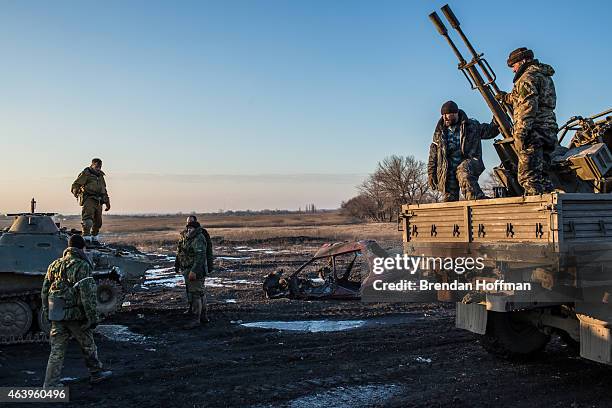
[481,311,550,359]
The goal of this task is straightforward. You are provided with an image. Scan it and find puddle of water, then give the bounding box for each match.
[241,320,366,333]
[217,256,251,261]
[96,324,148,343]
[240,314,421,333]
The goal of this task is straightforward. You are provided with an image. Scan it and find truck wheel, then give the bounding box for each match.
[96,279,124,317]
[481,311,550,359]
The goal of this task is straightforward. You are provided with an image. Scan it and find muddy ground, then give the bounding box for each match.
[2,237,612,407]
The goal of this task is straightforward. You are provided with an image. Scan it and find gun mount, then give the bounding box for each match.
[430,4,612,196]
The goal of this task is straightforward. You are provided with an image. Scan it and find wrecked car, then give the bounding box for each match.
[263,240,389,300]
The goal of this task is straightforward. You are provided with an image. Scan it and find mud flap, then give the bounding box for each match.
[456,302,487,335]
[579,321,612,365]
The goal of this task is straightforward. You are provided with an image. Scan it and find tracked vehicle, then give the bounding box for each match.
[399,5,612,364]
[0,200,151,344]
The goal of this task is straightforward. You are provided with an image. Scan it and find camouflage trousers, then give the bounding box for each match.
[43,321,103,387]
[443,160,486,202]
[82,198,103,236]
[516,139,555,195]
[183,274,206,302]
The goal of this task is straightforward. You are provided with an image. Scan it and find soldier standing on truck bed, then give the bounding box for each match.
[71,158,111,245]
[497,47,558,195]
[428,100,500,201]
[42,234,112,387]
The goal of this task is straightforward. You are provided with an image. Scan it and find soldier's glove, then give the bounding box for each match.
[104,203,111,212]
[495,91,507,104]
[188,271,197,281]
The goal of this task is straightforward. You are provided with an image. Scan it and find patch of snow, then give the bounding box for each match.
[415,356,432,363]
[96,325,148,343]
[274,384,404,408]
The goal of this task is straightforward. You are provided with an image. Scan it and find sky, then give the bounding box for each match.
[0,0,609,214]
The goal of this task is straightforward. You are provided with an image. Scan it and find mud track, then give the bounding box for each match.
[2,239,612,407]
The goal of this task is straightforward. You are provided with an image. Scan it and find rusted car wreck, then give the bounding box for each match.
[263,240,389,300]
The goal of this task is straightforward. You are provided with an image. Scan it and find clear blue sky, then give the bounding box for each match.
[0,0,609,213]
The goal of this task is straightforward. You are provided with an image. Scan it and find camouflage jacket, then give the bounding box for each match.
[503,60,558,145]
[428,110,499,194]
[175,227,208,279]
[71,167,110,205]
[41,247,98,323]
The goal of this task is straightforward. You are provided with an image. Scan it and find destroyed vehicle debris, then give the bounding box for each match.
[262,240,389,300]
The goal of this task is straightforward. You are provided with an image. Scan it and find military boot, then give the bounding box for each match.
[200,296,209,324]
[90,370,113,384]
[183,297,202,329]
[183,301,192,315]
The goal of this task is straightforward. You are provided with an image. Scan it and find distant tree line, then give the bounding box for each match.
[341,155,440,222]
[341,155,501,222]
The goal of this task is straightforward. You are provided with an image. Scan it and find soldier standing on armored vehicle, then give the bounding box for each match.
[427,100,499,201]
[175,218,209,329]
[71,158,111,244]
[42,235,112,387]
[498,47,558,195]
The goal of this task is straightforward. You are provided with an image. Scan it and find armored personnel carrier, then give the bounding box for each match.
[0,201,151,344]
[399,4,612,365]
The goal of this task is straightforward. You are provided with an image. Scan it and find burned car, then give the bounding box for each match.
[263,240,390,300]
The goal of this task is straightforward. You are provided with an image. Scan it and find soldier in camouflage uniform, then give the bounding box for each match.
[71,158,111,244]
[42,235,112,387]
[428,101,500,201]
[175,219,208,329]
[499,47,558,195]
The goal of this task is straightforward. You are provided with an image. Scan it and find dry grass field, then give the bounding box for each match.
[0,211,399,252]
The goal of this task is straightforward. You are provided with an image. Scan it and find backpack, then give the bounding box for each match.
[202,228,214,274]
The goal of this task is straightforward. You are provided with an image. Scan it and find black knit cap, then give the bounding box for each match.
[507,47,534,66]
[69,234,86,249]
[441,100,459,115]
[186,221,200,229]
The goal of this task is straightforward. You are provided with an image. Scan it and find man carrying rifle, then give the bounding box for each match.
[498,47,557,195]
[428,100,499,202]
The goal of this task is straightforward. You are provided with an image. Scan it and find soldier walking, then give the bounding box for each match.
[42,235,112,387]
[498,47,558,195]
[71,158,110,244]
[175,217,209,329]
[428,101,499,201]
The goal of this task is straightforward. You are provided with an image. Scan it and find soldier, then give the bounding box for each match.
[428,101,500,201]
[71,158,111,244]
[42,234,112,387]
[498,47,557,195]
[175,218,209,329]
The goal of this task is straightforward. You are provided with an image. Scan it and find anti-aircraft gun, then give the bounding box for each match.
[396,5,612,366]
[429,4,612,195]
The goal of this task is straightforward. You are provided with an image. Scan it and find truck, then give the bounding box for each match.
[399,4,612,364]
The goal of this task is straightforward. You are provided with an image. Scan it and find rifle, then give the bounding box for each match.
[429,4,522,196]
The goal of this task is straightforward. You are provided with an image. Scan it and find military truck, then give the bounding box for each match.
[399,5,612,364]
[0,201,151,344]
